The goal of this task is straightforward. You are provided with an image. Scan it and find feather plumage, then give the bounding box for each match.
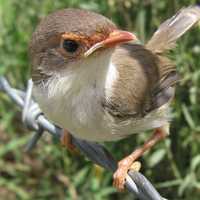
[146,6,200,53]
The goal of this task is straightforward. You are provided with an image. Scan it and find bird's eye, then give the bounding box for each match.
[63,39,79,53]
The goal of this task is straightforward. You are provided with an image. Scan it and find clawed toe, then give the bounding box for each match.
[113,160,142,191]
[113,168,127,191]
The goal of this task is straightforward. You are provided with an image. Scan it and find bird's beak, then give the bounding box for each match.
[84,30,137,57]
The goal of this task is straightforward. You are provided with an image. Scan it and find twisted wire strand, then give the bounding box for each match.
[0,76,166,200]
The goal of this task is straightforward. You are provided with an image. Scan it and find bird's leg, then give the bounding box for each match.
[60,129,78,154]
[113,124,169,191]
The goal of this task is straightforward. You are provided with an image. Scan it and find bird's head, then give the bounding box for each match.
[29,9,137,86]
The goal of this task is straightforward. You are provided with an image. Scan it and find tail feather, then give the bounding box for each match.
[146,5,200,53]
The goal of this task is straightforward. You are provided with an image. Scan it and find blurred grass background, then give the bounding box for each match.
[0,0,200,199]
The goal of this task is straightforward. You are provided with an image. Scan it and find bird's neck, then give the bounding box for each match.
[36,49,116,100]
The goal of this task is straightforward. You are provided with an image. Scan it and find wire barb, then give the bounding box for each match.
[0,75,166,200]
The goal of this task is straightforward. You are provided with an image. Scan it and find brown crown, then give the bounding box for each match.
[29,9,117,56]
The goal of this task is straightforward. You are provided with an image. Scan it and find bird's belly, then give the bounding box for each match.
[36,100,123,142]
[45,104,170,142]
[33,85,170,142]
[33,84,120,141]
[64,102,170,142]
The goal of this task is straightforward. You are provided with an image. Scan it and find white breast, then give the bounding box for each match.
[33,50,119,141]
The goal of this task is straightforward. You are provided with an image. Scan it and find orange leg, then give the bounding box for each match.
[113,124,169,191]
[60,129,78,154]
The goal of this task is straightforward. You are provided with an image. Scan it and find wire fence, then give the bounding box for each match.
[0,75,167,200]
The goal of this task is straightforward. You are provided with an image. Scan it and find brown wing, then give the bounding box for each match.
[103,43,178,119]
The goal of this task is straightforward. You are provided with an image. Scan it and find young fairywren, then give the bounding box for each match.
[29,6,200,190]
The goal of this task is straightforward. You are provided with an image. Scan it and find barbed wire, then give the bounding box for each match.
[0,75,166,200]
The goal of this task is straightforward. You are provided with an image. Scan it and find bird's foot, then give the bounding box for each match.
[60,130,78,154]
[113,124,169,191]
[113,156,141,191]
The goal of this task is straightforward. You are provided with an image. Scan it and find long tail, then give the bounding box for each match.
[146,5,200,53]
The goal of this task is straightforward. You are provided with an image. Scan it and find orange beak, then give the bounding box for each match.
[84,30,137,57]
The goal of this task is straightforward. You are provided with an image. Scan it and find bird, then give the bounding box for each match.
[29,6,200,191]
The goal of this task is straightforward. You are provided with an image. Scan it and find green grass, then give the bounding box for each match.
[0,0,200,199]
